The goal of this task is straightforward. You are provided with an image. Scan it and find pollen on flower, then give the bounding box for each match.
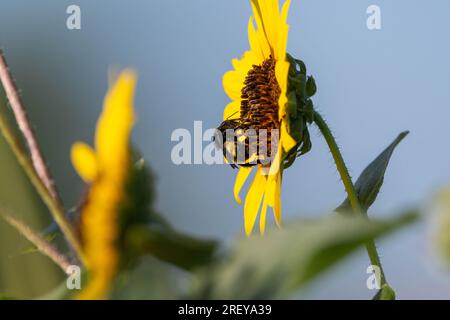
[241,56,281,129]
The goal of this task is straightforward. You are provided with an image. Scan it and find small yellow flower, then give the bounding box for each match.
[71,70,137,299]
[221,0,296,235]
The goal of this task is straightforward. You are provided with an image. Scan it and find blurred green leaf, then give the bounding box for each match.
[126,226,219,272]
[111,257,178,300]
[36,281,72,300]
[189,211,417,299]
[337,131,409,213]
[373,284,396,300]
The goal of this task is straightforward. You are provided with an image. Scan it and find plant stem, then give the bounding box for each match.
[0,50,87,267]
[0,50,61,203]
[0,211,72,273]
[0,108,87,267]
[313,110,387,286]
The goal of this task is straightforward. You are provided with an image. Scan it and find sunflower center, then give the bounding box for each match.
[217,57,282,167]
[236,56,281,165]
[240,56,280,131]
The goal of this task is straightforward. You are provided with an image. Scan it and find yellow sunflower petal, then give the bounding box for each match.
[248,17,265,61]
[279,0,291,26]
[268,143,282,176]
[265,141,282,209]
[249,17,272,61]
[266,173,276,207]
[265,171,282,224]
[234,166,254,205]
[223,70,244,101]
[95,70,136,172]
[223,100,241,120]
[71,142,98,183]
[251,2,274,60]
[266,0,280,57]
[276,60,290,113]
[252,0,279,56]
[276,0,291,60]
[251,1,266,42]
[244,167,267,236]
[273,172,282,226]
[259,195,269,235]
[232,50,258,74]
[281,121,297,153]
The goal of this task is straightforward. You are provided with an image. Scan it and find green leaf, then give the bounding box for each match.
[373,284,396,300]
[337,131,409,213]
[189,211,417,299]
[36,281,72,300]
[126,226,219,272]
[306,76,317,98]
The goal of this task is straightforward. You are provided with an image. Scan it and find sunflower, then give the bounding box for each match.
[71,70,136,299]
[220,0,314,235]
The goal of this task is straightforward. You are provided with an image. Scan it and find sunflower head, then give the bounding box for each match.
[219,0,317,235]
[71,71,156,299]
[219,0,315,171]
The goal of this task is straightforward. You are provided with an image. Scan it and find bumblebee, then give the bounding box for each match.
[215,117,278,169]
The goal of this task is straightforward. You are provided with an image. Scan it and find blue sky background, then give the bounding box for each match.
[1,0,450,299]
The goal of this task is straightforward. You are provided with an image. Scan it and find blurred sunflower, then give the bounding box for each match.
[219,0,314,235]
[71,70,136,299]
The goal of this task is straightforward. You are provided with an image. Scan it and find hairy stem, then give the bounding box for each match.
[0,108,87,266]
[0,211,72,273]
[313,110,387,286]
[0,50,61,203]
